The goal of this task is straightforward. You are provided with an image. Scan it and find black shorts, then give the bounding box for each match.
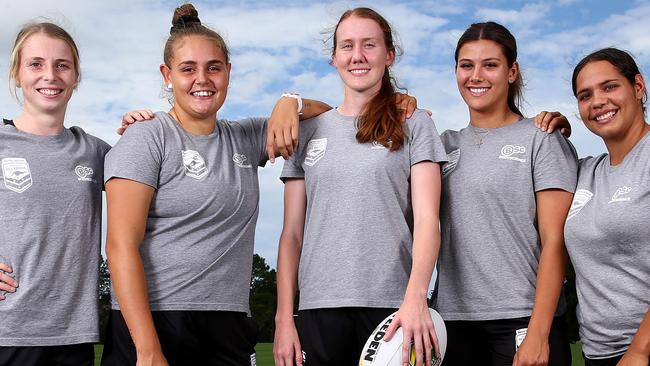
[443,315,571,366]
[101,310,259,366]
[0,343,94,366]
[296,307,396,366]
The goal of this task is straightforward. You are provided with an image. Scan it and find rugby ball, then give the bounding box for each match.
[359,308,447,366]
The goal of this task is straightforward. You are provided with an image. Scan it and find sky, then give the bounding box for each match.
[1,0,648,268]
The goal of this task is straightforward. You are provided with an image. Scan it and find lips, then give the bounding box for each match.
[593,109,618,123]
[191,91,215,97]
[349,68,370,75]
[468,87,489,96]
[37,88,63,96]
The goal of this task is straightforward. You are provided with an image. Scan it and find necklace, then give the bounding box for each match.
[470,126,490,148]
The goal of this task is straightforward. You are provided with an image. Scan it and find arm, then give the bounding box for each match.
[273,179,307,366]
[105,178,168,366]
[384,161,443,366]
[618,309,650,366]
[514,189,573,366]
[266,94,421,163]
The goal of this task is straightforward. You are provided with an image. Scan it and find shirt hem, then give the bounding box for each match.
[0,334,99,347]
[439,310,533,321]
[112,302,250,313]
[299,298,402,310]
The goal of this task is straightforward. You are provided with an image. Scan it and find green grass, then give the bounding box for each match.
[95,342,583,365]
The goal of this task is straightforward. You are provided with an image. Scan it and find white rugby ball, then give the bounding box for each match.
[358,308,447,366]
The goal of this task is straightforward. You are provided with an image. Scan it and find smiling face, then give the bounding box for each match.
[575,60,646,141]
[161,35,231,119]
[455,39,518,116]
[332,15,394,97]
[16,32,78,116]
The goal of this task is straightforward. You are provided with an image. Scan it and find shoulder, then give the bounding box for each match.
[221,116,268,131]
[119,112,170,140]
[67,126,112,156]
[405,109,435,129]
[578,154,607,171]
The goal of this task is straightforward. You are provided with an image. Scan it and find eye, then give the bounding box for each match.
[57,63,70,70]
[577,92,591,102]
[208,65,221,72]
[181,67,194,73]
[28,61,42,68]
[485,62,498,68]
[340,43,352,50]
[604,83,618,92]
[364,42,376,49]
[458,63,472,69]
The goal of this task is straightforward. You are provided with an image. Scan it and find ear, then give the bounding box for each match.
[634,74,646,101]
[225,62,232,85]
[508,61,520,84]
[386,49,395,67]
[160,64,172,85]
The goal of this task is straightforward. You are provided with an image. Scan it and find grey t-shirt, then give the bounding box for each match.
[281,109,447,310]
[0,120,110,346]
[564,132,650,359]
[104,112,267,313]
[436,119,578,320]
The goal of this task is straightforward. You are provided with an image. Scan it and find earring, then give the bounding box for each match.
[508,79,514,84]
[167,83,173,90]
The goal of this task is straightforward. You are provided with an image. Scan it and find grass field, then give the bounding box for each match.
[94,342,585,365]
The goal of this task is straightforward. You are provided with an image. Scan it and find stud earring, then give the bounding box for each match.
[167,83,173,90]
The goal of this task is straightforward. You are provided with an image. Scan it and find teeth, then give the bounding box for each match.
[350,69,369,75]
[38,89,62,96]
[192,91,214,97]
[596,110,616,121]
[470,87,488,94]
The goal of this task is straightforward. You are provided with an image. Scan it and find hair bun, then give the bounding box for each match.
[171,3,201,34]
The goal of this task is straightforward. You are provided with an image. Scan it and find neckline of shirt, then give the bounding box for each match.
[161,111,221,140]
[1,118,72,143]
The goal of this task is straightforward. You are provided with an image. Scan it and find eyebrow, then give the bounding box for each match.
[458,57,501,63]
[338,37,379,43]
[26,57,73,63]
[576,78,619,95]
[177,60,225,66]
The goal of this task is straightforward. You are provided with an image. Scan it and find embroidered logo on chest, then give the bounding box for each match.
[608,186,632,204]
[233,153,252,168]
[498,144,527,162]
[75,165,96,182]
[181,150,208,179]
[305,138,327,166]
[567,189,594,220]
[2,158,32,193]
[442,149,460,177]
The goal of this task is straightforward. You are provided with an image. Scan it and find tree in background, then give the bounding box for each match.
[98,257,111,342]
[250,254,277,342]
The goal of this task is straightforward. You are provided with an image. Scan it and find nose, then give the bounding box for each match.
[470,67,483,83]
[592,90,607,108]
[351,44,365,63]
[195,67,209,84]
[43,63,57,82]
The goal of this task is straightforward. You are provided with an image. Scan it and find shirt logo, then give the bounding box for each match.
[250,353,256,366]
[233,153,252,168]
[499,145,527,162]
[2,158,33,193]
[75,165,96,182]
[608,186,632,203]
[305,138,327,166]
[181,150,208,179]
[442,149,460,177]
[567,188,594,220]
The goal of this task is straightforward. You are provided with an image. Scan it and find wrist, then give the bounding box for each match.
[281,93,303,115]
[275,314,296,325]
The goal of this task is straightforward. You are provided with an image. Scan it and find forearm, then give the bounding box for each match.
[528,240,567,337]
[627,309,650,358]
[299,99,332,120]
[107,243,162,354]
[404,220,439,302]
[275,233,301,323]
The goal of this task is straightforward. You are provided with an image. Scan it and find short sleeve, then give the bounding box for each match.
[104,121,164,189]
[280,152,305,181]
[407,109,449,166]
[232,117,268,167]
[532,130,578,193]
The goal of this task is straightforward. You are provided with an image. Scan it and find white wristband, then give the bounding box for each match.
[281,93,303,115]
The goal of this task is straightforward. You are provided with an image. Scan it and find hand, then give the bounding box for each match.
[384,300,440,366]
[136,349,169,366]
[617,349,650,366]
[533,111,572,137]
[512,331,549,366]
[273,318,303,366]
[394,93,418,121]
[117,109,155,135]
[267,97,300,163]
[0,262,18,300]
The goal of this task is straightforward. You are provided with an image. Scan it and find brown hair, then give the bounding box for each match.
[572,47,646,113]
[163,3,230,67]
[455,21,524,117]
[332,8,405,151]
[8,22,81,101]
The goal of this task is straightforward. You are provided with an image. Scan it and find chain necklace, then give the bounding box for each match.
[470,126,490,148]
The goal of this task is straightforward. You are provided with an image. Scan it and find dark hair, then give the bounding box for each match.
[572,47,647,113]
[332,8,405,151]
[163,3,229,66]
[454,21,524,117]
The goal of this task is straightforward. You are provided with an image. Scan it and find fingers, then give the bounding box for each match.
[0,272,18,294]
[429,325,440,363]
[405,97,417,119]
[425,109,433,117]
[294,342,304,366]
[283,128,294,159]
[412,328,424,366]
[402,327,413,366]
[266,132,277,164]
[383,317,399,341]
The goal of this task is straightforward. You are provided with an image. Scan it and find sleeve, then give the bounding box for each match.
[532,130,579,193]
[233,117,269,167]
[407,109,449,166]
[104,121,163,189]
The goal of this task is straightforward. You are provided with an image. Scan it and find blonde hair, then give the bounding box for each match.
[8,22,81,101]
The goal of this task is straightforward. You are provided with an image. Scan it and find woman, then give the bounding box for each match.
[100,4,341,366]
[434,22,577,366]
[273,8,447,366]
[564,47,650,366]
[0,23,110,365]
